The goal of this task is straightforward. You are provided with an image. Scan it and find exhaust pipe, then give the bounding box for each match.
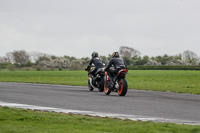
[89,77,96,89]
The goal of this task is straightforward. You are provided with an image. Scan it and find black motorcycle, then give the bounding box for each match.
[104,69,128,96]
[85,66,105,92]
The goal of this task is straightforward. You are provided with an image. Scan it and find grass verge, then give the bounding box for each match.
[0,107,200,133]
[0,70,200,94]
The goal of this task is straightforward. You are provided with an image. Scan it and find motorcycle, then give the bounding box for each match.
[85,66,105,92]
[104,69,128,96]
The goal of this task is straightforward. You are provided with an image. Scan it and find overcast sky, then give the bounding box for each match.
[0,0,200,58]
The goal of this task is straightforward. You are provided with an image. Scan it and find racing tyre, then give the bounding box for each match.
[104,82,111,95]
[117,79,128,96]
[98,76,104,92]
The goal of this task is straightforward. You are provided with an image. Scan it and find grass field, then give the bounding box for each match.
[0,70,200,94]
[0,107,200,133]
[1,70,200,132]
[129,70,200,94]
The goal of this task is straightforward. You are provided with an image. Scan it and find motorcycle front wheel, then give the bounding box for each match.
[104,82,111,95]
[117,79,128,96]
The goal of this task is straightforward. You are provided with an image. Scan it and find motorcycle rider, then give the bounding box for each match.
[105,52,127,85]
[85,52,104,77]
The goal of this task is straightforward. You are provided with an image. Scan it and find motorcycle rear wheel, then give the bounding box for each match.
[117,79,128,96]
[98,76,104,92]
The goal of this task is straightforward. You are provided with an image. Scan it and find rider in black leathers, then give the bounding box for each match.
[85,52,104,77]
[105,52,127,83]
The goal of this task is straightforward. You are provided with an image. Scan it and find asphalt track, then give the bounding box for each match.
[0,82,200,125]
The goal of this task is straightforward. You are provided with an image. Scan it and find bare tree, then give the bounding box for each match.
[0,56,8,63]
[119,46,140,58]
[181,50,199,65]
[12,50,30,66]
[182,50,198,60]
[5,52,14,63]
[29,51,50,63]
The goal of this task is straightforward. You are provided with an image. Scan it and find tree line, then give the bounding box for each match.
[119,46,199,66]
[0,46,199,70]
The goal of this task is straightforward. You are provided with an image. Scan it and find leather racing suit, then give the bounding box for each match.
[86,57,104,76]
[105,57,127,81]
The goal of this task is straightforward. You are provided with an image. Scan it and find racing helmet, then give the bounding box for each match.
[91,52,98,58]
[112,52,120,58]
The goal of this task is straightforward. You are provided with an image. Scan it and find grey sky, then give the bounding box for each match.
[0,0,200,58]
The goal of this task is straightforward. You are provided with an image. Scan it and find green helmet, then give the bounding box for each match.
[91,52,99,58]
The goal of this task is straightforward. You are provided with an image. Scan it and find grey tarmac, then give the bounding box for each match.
[0,82,200,125]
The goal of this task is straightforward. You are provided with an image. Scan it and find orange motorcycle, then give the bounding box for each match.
[104,69,128,96]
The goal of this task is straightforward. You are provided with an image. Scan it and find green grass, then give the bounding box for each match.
[127,70,200,94]
[0,71,87,86]
[0,70,200,94]
[0,107,200,133]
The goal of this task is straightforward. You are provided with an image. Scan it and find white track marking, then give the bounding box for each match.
[0,101,199,125]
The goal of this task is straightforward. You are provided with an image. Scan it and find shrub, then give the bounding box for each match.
[0,63,10,69]
[36,67,41,71]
